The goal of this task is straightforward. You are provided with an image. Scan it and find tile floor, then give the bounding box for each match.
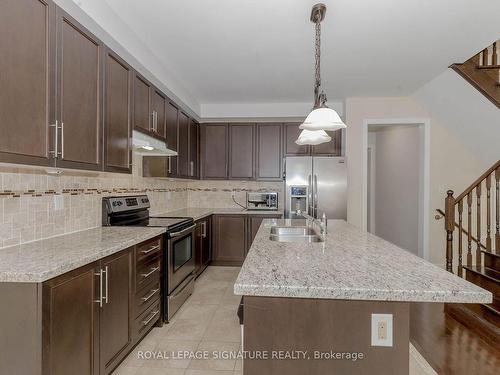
[113,266,436,375]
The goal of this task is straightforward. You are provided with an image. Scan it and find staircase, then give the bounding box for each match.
[451,40,500,108]
[441,160,500,345]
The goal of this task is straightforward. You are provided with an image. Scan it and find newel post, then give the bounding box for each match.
[445,190,456,273]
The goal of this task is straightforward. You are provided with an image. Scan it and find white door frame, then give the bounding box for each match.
[362,118,431,260]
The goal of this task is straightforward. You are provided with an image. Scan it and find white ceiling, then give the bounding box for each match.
[81,0,500,108]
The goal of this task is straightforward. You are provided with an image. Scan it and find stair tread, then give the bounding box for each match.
[481,249,500,258]
[477,64,500,70]
[463,265,500,283]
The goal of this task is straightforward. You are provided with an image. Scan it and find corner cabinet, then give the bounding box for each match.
[212,214,282,266]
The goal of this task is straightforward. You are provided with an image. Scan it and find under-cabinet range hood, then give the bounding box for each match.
[132,130,177,156]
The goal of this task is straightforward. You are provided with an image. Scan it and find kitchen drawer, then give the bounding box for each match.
[136,237,162,264]
[135,300,161,339]
[136,256,161,292]
[135,279,161,318]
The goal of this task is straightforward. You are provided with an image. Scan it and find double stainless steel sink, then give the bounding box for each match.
[269,226,324,243]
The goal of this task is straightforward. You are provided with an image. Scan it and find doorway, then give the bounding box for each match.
[364,121,429,258]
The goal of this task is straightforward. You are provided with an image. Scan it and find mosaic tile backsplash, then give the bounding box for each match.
[0,156,283,248]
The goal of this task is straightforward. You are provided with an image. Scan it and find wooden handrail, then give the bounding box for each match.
[436,209,487,251]
[444,159,500,274]
[455,160,500,202]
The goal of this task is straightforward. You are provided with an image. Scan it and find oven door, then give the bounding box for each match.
[167,224,196,293]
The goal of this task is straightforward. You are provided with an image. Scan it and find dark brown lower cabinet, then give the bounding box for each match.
[43,261,101,375]
[195,216,211,275]
[212,214,282,266]
[99,250,133,374]
[0,236,162,375]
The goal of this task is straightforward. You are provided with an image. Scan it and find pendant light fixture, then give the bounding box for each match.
[296,3,346,146]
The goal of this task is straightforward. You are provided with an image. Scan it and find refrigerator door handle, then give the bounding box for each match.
[313,174,318,218]
[307,174,313,216]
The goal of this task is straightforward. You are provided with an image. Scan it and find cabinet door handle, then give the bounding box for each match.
[201,221,206,238]
[49,121,58,158]
[190,161,194,176]
[141,266,160,278]
[141,245,160,254]
[104,266,109,304]
[142,310,160,326]
[168,157,172,173]
[94,269,104,307]
[141,288,159,303]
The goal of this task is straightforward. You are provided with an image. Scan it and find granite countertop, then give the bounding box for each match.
[151,207,284,221]
[0,227,166,283]
[234,219,492,303]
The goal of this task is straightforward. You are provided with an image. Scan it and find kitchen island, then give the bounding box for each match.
[234,219,491,375]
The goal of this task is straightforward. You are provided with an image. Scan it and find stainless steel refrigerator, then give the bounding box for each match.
[285,157,347,220]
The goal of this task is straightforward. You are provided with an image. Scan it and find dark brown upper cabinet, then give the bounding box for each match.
[283,122,311,156]
[0,0,56,167]
[165,101,178,152]
[312,129,343,156]
[54,7,103,171]
[256,123,283,181]
[152,89,166,139]
[133,73,152,134]
[229,123,255,180]
[103,49,132,173]
[201,123,229,179]
[189,120,200,179]
[177,111,190,178]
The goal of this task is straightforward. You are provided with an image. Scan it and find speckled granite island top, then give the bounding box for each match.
[151,207,284,221]
[234,219,492,303]
[0,227,166,283]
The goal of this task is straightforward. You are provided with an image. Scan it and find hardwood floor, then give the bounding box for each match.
[410,303,500,375]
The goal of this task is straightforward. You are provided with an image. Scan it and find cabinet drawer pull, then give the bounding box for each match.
[140,245,159,255]
[142,310,160,326]
[141,266,160,278]
[141,288,159,303]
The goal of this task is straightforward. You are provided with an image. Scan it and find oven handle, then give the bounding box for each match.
[170,224,196,238]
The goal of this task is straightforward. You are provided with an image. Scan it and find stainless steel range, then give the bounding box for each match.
[102,195,195,322]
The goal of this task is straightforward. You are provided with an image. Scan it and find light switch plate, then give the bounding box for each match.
[371,313,393,347]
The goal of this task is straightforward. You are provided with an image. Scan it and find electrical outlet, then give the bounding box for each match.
[371,314,393,347]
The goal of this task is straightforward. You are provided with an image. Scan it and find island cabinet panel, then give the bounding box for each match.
[55,7,103,171]
[213,215,247,265]
[229,123,255,180]
[103,49,132,173]
[99,250,133,374]
[133,73,152,133]
[177,111,190,178]
[0,0,55,166]
[201,123,229,179]
[283,122,310,156]
[42,261,101,375]
[244,297,410,375]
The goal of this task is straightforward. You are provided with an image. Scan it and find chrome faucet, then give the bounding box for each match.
[299,212,327,235]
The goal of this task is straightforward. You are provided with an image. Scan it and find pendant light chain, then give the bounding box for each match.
[315,18,321,93]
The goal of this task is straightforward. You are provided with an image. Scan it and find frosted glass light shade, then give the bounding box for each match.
[299,107,347,131]
[295,129,331,145]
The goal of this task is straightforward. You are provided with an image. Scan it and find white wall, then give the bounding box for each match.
[345,69,500,266]
[370,125,423,256]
